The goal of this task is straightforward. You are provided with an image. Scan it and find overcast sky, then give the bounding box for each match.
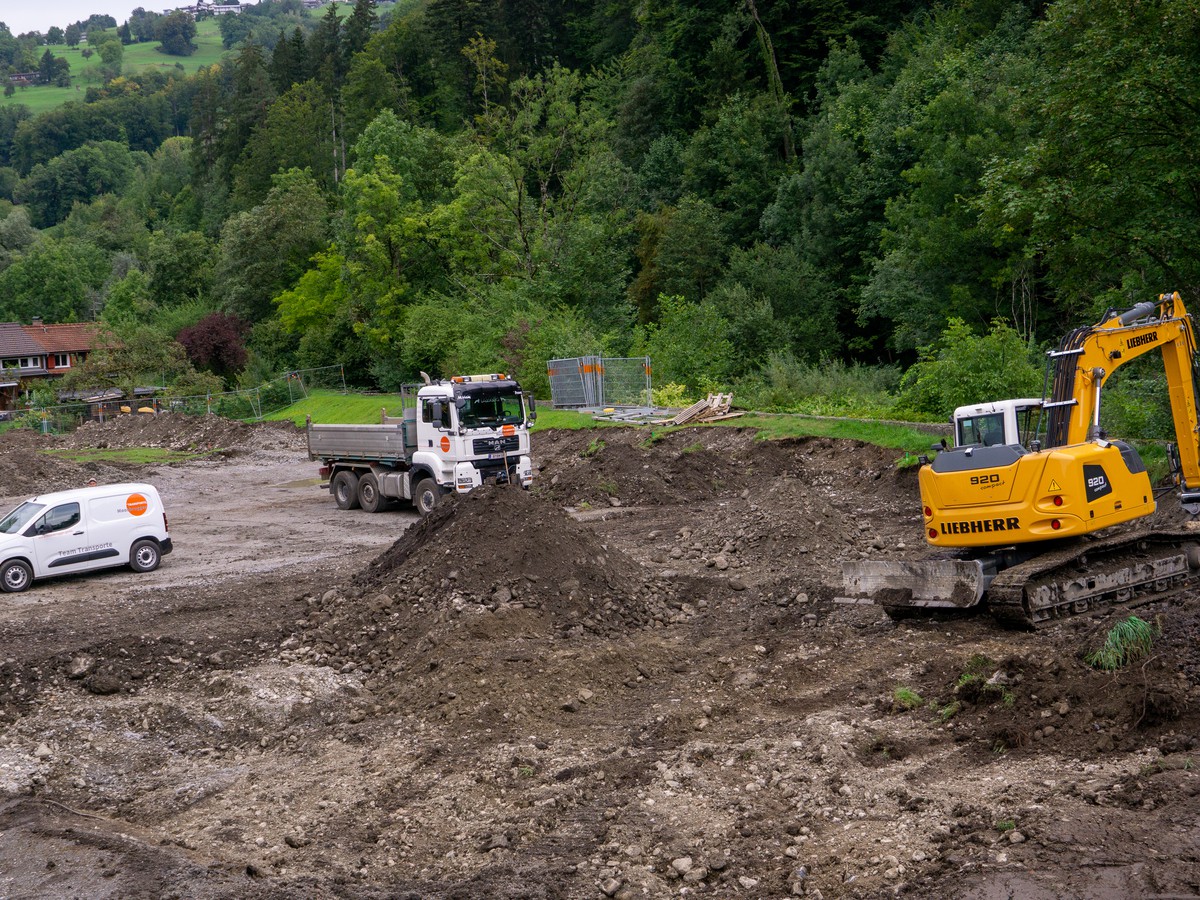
[2,4,158,36]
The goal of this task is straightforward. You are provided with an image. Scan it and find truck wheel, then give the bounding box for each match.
[333,471,361,510]
[414,477,441,515]
[129,539,161,573]
[0,559,32,593]
[358,473,390,513]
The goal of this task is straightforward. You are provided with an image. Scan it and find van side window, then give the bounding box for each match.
[34,503,81,535]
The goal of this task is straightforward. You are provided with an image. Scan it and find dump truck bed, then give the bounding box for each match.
[306,422,416,463]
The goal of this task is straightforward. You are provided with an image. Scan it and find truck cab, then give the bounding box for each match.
[413,374,535,495]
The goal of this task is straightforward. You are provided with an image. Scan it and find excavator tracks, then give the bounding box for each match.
[986,529,1200,628]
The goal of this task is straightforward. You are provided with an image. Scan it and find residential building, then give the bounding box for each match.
[0,320,104,411]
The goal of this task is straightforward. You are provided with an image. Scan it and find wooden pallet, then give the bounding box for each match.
[663,393,736,426]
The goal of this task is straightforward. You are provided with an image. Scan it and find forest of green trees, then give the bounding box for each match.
[0,0,1195,427]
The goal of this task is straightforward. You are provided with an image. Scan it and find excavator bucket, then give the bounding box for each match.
[839,559,988,609]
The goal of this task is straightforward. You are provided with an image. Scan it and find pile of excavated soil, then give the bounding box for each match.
[63,414,304,453]
[0,431,127,498]
[531,427,907,510]
[303,485,714,647]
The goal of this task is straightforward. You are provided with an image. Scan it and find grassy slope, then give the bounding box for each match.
[262,390,414,427]
[262,390,937,458]
[1,18,228,113]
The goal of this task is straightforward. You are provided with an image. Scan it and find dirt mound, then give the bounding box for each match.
[533,426,907,510]
[313,485,703,640]
[362,485,646,605]
[63,414,304,453]
[0,432,127,499]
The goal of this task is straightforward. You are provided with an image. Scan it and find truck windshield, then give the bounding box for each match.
[457,390,525,429]
[0,501,45,535]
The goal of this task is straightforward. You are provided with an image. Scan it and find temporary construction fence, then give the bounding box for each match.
[5,365,348,435]
[546,356,652,408]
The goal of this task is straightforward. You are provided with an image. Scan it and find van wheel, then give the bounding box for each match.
[333,471,361,510]
[414,478,441,515]
[1,559,32,593]
[130,539,161,573]
[358,473,390,513]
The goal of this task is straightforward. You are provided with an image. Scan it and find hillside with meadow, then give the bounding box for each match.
[0,0,1194,437]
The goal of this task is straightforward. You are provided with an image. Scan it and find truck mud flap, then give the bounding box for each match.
[838,559,988,609]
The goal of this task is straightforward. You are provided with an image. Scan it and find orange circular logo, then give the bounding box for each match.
[126,494,149,516]
[439,436,451,452]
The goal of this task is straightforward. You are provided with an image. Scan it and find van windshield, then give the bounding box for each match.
[0,501,45,535]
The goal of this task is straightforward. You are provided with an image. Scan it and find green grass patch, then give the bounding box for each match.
[259,389,413,426]
[44,447,221,465]
[1085,616,1159,671]
[529,408,624,431]
[954,654,1016,706]
[1,20,229,113]
[258,391,943,461]
[892,686,924,711]
[714,413,941,456]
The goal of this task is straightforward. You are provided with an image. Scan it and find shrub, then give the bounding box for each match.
[1085,616,1159,671]
[735,352,901,416]
[897,318,1040,417]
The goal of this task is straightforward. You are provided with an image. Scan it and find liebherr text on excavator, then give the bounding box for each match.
[843,291,1200,627]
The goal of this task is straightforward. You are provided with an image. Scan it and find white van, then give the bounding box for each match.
[0,483,172,593]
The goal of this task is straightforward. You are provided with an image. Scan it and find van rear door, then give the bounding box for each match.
[26,502,117,575]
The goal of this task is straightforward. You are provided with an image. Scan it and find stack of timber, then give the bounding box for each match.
[664,393,742,426]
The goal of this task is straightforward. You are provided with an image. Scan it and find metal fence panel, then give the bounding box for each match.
[547,357,592,407]
[598,357,652,408]
[547,356,651,408]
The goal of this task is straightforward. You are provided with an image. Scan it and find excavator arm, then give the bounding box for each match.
[1045,291,1200,495]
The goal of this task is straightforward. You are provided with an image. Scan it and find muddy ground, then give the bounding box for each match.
[0,415,1197,899]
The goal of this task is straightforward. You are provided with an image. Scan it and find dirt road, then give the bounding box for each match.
[0,417,1197,899]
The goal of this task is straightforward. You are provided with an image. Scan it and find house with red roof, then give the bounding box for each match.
[0,319,104,412]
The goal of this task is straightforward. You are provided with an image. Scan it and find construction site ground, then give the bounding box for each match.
[0,415,1197,899]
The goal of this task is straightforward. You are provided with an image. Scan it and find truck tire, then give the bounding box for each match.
[129,539,161,573]
[332,470,361,510]
[358,473,391,513]
[0,559,32,593]
[414,477,441,516]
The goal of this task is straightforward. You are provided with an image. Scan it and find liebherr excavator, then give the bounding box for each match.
[842,291,1200,627]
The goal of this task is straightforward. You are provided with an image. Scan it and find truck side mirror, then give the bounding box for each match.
[429,401,444,428]
[526,394,537,422]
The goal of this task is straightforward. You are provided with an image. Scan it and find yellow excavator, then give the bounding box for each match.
[842,291,1200,627]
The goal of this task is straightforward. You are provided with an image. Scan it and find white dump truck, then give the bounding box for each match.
[307,374,536,514]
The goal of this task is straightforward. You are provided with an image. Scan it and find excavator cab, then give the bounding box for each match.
[950,399,1044,449]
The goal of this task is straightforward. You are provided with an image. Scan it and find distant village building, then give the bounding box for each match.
[166,0,261,16]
